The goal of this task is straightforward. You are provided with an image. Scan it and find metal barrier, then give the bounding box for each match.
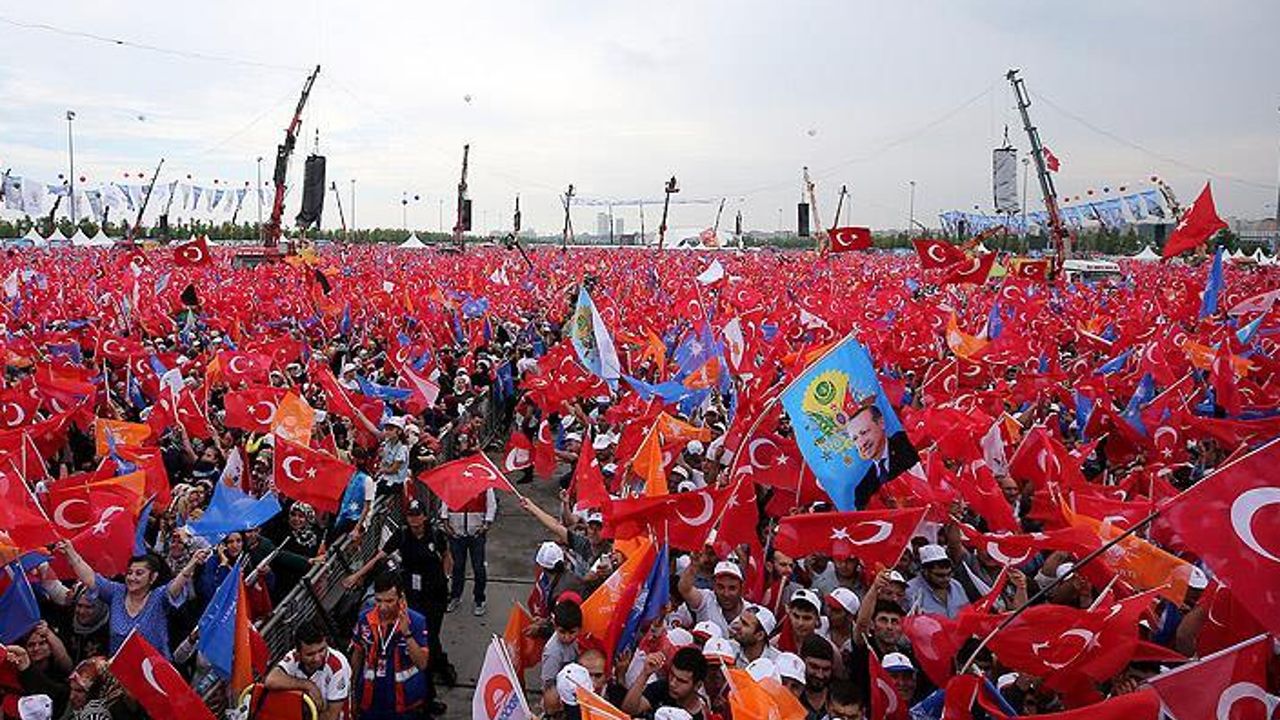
[201,388,502,712]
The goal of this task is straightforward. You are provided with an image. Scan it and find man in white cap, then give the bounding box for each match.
[731,607,779,665]
[775,652,807,697]
[554,662,591,720]
[881,652,920,706]
[17,695,51,720]
[678,558,757,637]
[904,544,971,618]
[376,416,410,496]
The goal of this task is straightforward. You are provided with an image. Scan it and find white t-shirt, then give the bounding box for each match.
[689,587,759,636]
[278,647,352,705]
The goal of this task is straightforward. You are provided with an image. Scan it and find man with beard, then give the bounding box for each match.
[799,635,834,720]
[622,647,711,720]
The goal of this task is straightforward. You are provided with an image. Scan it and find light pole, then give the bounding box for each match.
[350,179,356,233]
[256,156,263,229]
[1021,156,1030,251]
[1273,106,1280,254]
[908,181,916,238]
[66,110,76,227]
[438,198,444,233]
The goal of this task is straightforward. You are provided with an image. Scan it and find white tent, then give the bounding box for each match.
[69,228,92,246]
[86,229,115,247]
[399,233,428,249]
[22,228,47,247]
[1131,245,1160,262]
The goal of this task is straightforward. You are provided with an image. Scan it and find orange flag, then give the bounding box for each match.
[576,686,630,720]
[945,313,989,360]
[1063,503,1191,604]
[95,419,152,457]
[271,392,316,447]
[580,538,655,656]
[632,426,667,496]
[501,602,545,678]
[655,412,713,444]
[726,668,806,720]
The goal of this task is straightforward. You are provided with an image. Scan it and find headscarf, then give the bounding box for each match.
[289,502,320,552]
[69,587,109,639]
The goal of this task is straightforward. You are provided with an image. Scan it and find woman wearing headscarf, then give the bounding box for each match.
[59,656,133,720]
[62,588,109,665]
[267,502,325,596]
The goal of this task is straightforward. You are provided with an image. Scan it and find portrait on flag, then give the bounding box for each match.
[782,336,919,509]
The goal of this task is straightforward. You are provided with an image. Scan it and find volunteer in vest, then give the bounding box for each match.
[442,487,496,616]
[349,573,430,720]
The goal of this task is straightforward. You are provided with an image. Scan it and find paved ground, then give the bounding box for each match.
[434,466,562,719]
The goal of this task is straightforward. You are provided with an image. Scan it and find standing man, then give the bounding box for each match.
[376,417,411,497]
[343,498,456,696]
[442,488,496,616]
[350,573,430,720]
[264,623,352,720]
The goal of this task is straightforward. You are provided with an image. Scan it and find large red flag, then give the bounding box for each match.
[939,253,996,285]
[501,430,533,472]
[109,631,216,720]
[223,387,288,434]
[1161,436,1280,635]
[605,484,735,552]
[416,452,515,511]
[0,471,58,550]
[827,227,872,253]
[272,435,356,513]
[1148,634,1274,720]
[1162,182,1227,258]
[49,501,138,578]
[913,238,969,269]
[773,508,926,571]
[571,432,610,510]
[172,236,212,266]
[869,650,908,720]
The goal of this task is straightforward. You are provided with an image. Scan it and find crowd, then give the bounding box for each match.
[0,238,1276,720]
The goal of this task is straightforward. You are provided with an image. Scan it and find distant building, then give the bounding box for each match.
[614,217,624,236]
[596,213,610,237]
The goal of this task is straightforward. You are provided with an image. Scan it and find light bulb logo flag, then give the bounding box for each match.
[568,287,622,389]
[782,336,919,510]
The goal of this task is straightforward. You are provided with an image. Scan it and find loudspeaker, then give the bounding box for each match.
[295,155,326,229]
[797,202,810,237]
[460,199,473,231]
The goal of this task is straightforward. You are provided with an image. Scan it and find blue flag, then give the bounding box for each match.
[196,560,243,680]
[1073,391,1095,441]
[568,288,622,388]
[1096,348,1133,375]
[1123,373,1156,436]
[1199,246,1225,319]
[1237,314,1264,345]
[356,375,413,402]
[187,483,282,542]
[133,498,155,555]
[781,336,915,510]
[616,543,670,655]
[0,563,40,644]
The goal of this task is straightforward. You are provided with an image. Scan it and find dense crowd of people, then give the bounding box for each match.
[0,241,1276,720]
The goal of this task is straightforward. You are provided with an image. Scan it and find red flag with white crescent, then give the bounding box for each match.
[773,508,926,571]
[109,632,216,720]
[416,452,515,511]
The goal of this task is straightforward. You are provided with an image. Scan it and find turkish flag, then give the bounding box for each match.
[1043,147,1061,172]
[272,435,356,514]
[533,420,558,479]
[0,472,59,551]
[939,252,996,285]
[1211,342,1243,415]
[223,387,288,433]
[571,432,610,510]
[957,462,1019,534]
[1161,437,1280,635]
[173,236,212,266]
[605,484,735,552]
[399,362,440,415]
[1012,259,1052,282]
[1007,426,1088,491]
[216,351,272,386]
[49,501,138,578]
[913,238,969,269]
[828,226,872,253]
[416,452,514,511]
[1041,591,1159,693]
[1194,582,1268,656]
[773,508,926,570]
[0,386,40,429]
[109,631,216,720]
[501,430,533,472]
[1149,634,1272,720]
[1162,182,1227,258]
[989,593,1154,681]
[945,679,1161,720]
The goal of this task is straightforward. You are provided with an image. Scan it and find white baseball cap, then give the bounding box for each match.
[1055,562,1076,579]
[18,695,51,720]
[676,480,697,493]
[555,663,591,706]
[686,440,705,456]
[747,607,777,636]
[714,560,744,581]
[667,627,695,647]
[827,587,861,615]
[535,542,565,570]
[654,708,693,720]
[776,652,806,683]
[703,637,736,665]
[692,621,723,641]
[887,570,908,585]
[1188,566,1209,590]
[918,544,949,566]
[585,511,604,525]
[592,434,613,450]
[746,657,778,682]
[882,652,915,673]
[675,555,692,575]
[789,588,821,613]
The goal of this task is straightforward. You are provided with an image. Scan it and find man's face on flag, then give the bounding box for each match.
[848,406,886,461]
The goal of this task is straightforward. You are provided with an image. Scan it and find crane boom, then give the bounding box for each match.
[1007,69,1068,269]
[262,65,320,250]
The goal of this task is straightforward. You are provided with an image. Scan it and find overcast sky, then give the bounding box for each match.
[1,1,1277,236]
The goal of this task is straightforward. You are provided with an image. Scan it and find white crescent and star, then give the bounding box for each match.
[1230,487,1280,563]
[227,356,249,375]
[92,506,125,535]
[747,438,777,469]
[925,243,947,265]
[3,402,25,427]
[985,540,1030,566]
[676,493,714,527]
[248,401,277,424]
[1031,628,1095,669]
[462,462,500,482]
[875,678,899,715]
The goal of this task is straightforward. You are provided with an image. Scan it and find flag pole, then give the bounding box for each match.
[956,507,1161,674]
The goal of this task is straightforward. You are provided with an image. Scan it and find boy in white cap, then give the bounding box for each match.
[554,663,591,720]
[904,544,971,618]
[678,558,757,638]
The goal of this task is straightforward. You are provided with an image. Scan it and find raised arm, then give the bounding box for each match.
[56,541,96,591]
[168,548,212,600]
[677,555,705,611]
[516,495,568,544]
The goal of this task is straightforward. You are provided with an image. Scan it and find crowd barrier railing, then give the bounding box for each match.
[201,388,502,713]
